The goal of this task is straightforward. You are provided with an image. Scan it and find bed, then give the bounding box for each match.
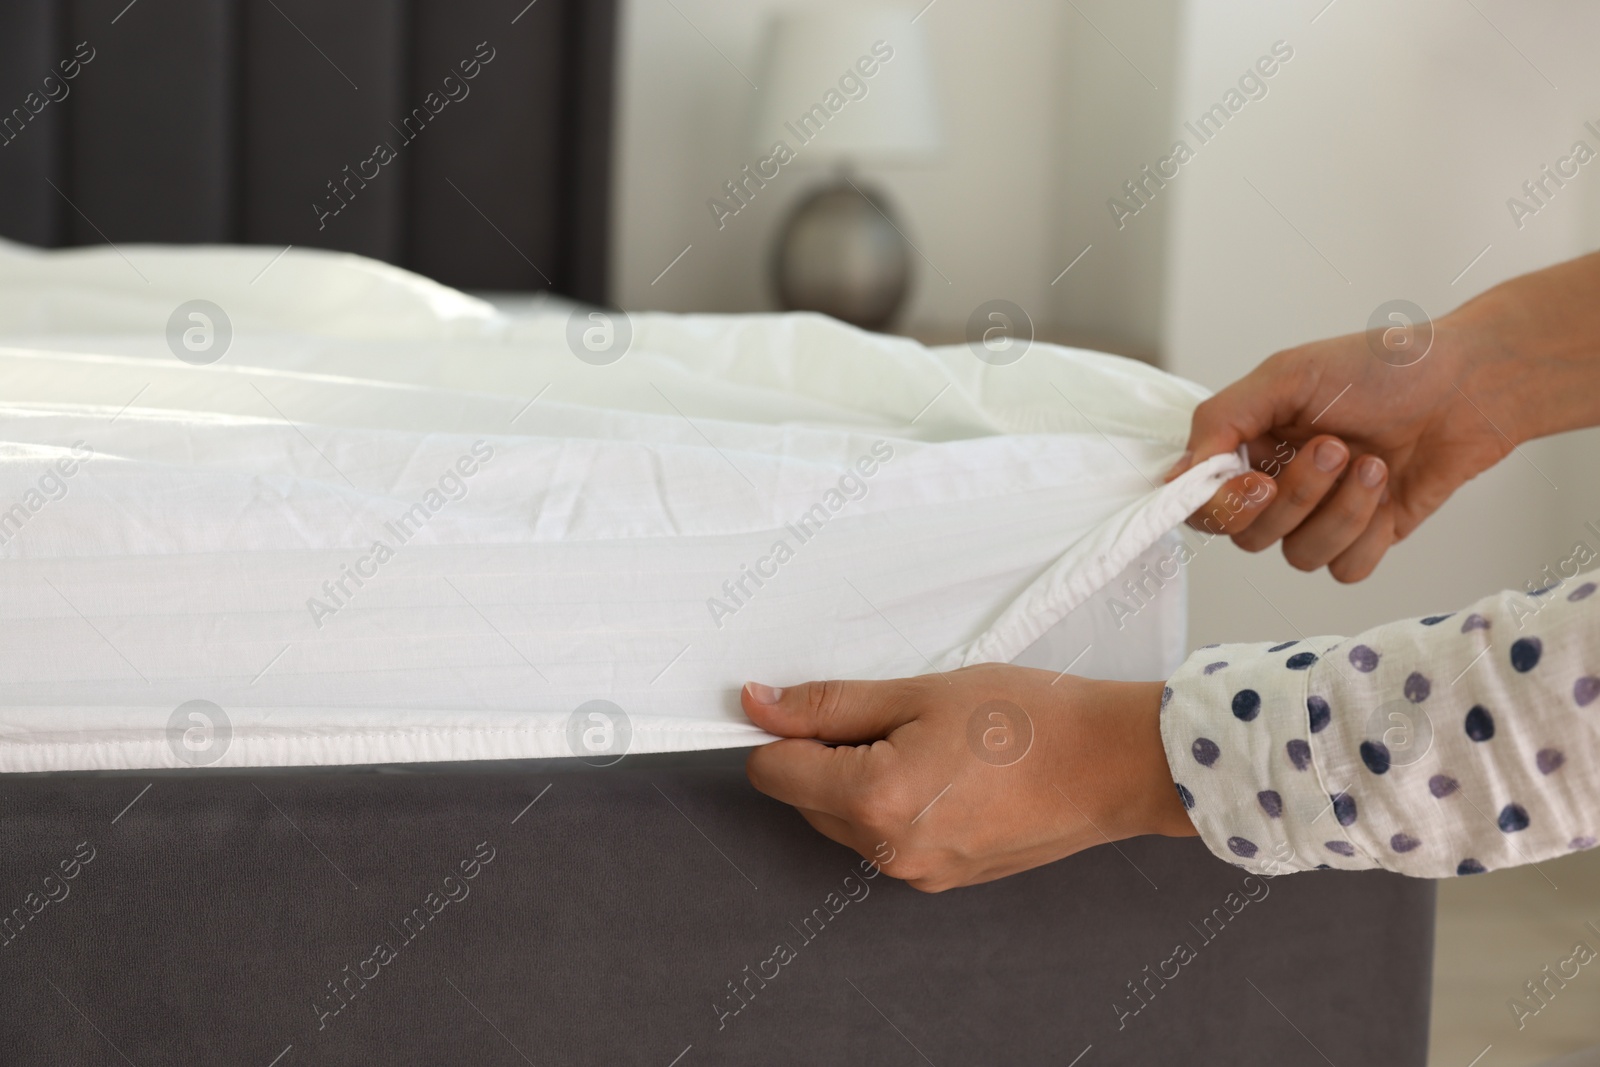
[0,3,1435,1064]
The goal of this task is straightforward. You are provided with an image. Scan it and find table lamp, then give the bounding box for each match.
[751,5,943,331]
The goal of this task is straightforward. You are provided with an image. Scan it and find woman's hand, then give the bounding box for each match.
[1168,310,1513,582]
[741,664,1195,893]
[1171,251,1600,582]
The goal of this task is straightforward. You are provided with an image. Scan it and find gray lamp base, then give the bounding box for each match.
[770,180,911,332]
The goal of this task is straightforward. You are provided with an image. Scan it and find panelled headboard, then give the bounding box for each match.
[0,0,616,301]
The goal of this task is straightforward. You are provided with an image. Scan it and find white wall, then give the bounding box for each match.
[1048,2,1183,354]
[610,0,1180,349]
[1163,0,1600,645]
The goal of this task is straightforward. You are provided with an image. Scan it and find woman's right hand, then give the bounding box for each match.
[1168,251,1600,581]
[1164,307,1510,585]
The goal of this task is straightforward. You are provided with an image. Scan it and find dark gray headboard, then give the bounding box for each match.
[0,0,616,302]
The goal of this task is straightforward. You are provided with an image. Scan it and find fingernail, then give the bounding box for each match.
[746,682,784,705]
[1163,451,1192,481]
[1313,439,1347,473]
[1357,455,1386,488]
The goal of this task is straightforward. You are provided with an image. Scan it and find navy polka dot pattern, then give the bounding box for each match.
[1464,706,1495,742]
[1159,563,1600,879]
[1498,804,1530,833]
[1257,790,1283,818]
[1231,690,1261,721]
[1161,686,1173,708]
[1360,741,1391,775]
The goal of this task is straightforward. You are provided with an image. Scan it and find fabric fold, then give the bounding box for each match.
[0,240,1242,771]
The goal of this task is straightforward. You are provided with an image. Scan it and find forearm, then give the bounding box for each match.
[1449,250,1600,444]
[1161,568,1600,877]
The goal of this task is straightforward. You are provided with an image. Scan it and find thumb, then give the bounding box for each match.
[1164,362,1305,481]
[741,679,918,743]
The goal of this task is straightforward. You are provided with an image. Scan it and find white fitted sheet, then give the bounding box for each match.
[0,240,1241,771]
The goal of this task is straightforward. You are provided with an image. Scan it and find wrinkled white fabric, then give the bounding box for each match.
[0,240,1242,771]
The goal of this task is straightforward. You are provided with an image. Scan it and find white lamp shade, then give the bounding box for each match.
[750,5,943,164]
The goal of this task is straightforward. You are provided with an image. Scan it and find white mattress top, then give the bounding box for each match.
[0,240,1239,771]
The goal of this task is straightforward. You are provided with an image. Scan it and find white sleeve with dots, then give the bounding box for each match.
[1160,569,1600,878]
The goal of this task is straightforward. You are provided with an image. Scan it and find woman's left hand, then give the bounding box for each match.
[742,663,1196,892]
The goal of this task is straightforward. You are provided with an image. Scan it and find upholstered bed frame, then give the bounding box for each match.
[0,0,614,299]
[0,3,1433,1064]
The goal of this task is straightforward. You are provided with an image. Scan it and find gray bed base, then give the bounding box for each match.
[0,749,1434,1065]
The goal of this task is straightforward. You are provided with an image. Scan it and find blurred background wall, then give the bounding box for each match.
[610,0,1183,356]
[1163,0,1600,645]
[608,0,1600,648]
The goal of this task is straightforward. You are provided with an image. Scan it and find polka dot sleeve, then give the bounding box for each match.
[1160,571,1600,877]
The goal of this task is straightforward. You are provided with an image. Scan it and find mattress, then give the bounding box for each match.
[0,240,1241,772]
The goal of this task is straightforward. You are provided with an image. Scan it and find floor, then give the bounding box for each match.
[1429,846,1600,1067]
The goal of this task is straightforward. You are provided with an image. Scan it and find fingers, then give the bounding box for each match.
[746,737,890,817]
[741,679,918,742]
[796,808,910,882]
[1165,354,1313,479]
[1328,488,1398,583]
[1185,471,1278,536]
[1232,435,1349,552]
[1281,454,1389,574]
